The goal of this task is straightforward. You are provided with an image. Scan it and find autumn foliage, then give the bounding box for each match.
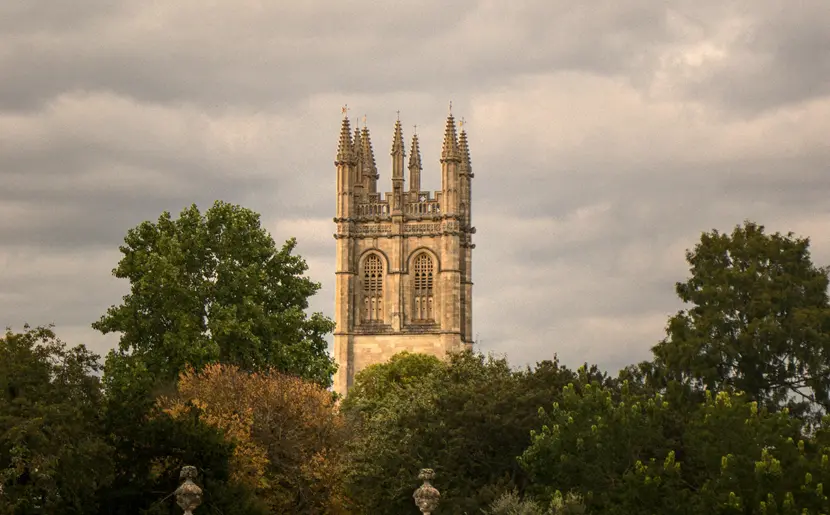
[159,363,348,513]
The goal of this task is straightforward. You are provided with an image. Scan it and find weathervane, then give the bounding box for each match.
[413,124,418,135]
[459,117,466,130]
[341,104,349,117]
[363,114,367,128]
[396,110,400,121]
[448,100,453,115]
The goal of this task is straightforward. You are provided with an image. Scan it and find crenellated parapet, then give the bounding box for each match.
[333,110,475,238]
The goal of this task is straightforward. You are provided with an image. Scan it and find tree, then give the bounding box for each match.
[159,363,348,514]
[339,351,445,418]
[0,325,113,514]
[520,380,830,514]
[341,351,603,514]
[652,221,830,420]
[93,201,336,388]
[98,402,268,515]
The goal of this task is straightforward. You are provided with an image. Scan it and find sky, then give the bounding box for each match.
[1,0,829,374]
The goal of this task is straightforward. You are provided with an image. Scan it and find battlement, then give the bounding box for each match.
[334,110,472,222]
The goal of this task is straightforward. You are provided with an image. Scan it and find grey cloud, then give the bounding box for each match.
[0,1,692,112]
[2,0,830,375]
[675,2,830,113]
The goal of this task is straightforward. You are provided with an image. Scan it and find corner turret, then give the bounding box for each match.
[440,112,461,216]
[334,115,356,219]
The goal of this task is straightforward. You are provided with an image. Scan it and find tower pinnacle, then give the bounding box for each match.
[361,126,378,193]
[391,119,406,183]
[335,116,353,164]
[391,119,405,157]
[361,126,377,171]
[458,124,472,173]
[440,114,460,161]
[408,133,422,193]
[408,133,422,172]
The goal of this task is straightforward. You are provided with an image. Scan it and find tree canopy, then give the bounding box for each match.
[0,326,113,514]
[341,351,606,514]
[652,221,830,420]
[93,200,336,387]
[160,363,348,514]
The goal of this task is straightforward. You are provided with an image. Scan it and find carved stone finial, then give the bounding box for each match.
[413,468,440,514]
[175,466,203,515]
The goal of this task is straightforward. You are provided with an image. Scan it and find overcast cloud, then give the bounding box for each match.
[2,0,829,373]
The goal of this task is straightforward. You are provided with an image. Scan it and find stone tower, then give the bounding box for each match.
[333,110,475,397]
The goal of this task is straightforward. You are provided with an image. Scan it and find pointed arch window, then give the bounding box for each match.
[362,254,384,323]
[412,253,435,322]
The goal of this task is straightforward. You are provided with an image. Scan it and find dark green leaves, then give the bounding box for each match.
[93,201,336,387]
[652,221,830,421]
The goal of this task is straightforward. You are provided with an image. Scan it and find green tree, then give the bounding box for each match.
[93,201,336,387]
[0,325,113,514]
[340,351,445,417]
[652,221,830,420]
[520,381,830,514]
[342,351,603,514]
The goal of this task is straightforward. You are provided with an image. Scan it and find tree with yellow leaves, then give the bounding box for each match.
[160,363,348,514]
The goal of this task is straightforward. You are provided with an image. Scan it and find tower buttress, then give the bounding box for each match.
[335,116,355,219]
[458,123,475,348]
[334,114,358,395]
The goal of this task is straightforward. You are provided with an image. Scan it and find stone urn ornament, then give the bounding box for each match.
[413,468,440,514]
[175,466,203,514]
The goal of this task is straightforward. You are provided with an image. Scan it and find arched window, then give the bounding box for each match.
[412,253,435,322]
[362,254,383,323]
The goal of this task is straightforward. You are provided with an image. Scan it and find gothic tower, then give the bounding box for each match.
[333,109,476,397]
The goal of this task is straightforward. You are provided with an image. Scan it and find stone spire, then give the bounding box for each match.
[391,119,405,180]
[360,126,378,193]
[335,116,353,164]
[352,126,364,192]
[458,123,472,173]
[458,121,473,226]
[408,132,422,193]
[353,126,362,154]
[440,113,460,162]
[391,119,405,157]
[391,119,405,213]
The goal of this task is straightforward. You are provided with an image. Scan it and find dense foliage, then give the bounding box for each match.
[4,211,830,514]
[341,352,609,513]
[160,363,347,513]
[652,221,830,421]
[0,326,112,514]
[93,200,336,387]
